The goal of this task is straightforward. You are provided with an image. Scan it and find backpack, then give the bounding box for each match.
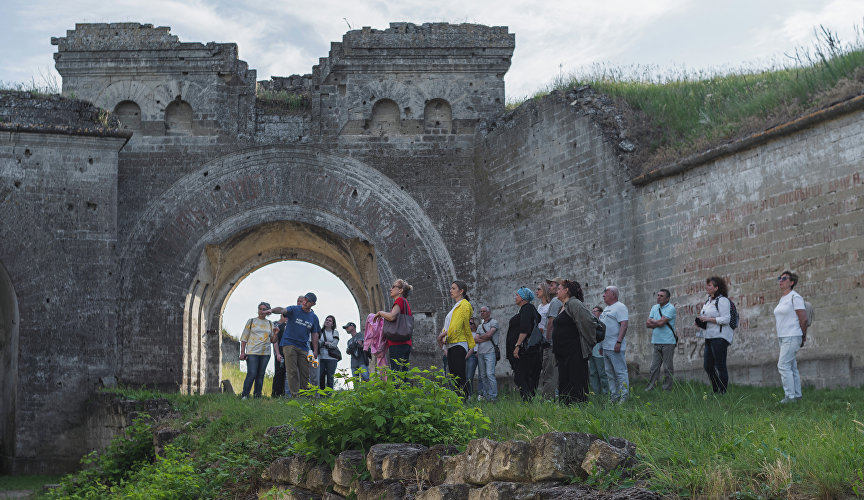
[712,296,738,330]
[593,316,606,343]
[794,293,814,327]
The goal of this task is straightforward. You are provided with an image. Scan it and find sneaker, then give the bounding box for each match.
[779,397,797,404]
[644,383,655,392]
[241,396,248,400]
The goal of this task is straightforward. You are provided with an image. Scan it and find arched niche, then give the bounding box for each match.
[370,99,400,134]
[424,98,452,132]
[164,99,193,136]
[0,262,19,472]
[114,100,142,131]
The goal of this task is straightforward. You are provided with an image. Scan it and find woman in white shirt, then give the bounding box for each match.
[774,271,807,404]
[697,277,732,394]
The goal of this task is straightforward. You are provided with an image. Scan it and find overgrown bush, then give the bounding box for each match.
[292,366,490,464]
[47,418,155,498]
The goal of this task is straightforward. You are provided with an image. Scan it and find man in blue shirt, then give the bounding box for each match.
[270,292,321,397]
[645,288,677,391]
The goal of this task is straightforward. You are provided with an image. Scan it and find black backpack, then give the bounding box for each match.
[711,296,739,331]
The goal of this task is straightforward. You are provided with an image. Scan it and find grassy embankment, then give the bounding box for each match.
[29,365,864,499]
[510,26,864,170]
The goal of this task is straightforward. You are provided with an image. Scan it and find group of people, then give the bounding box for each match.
[238,271,810,406]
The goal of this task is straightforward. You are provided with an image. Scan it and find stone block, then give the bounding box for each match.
[256,483,318,500]
[268,457,293,483]
[463,438,497,485]
[415,483,472,500]
[489,440,531,482]
[581,440,627,476]
[529,432,597,481]
[332,450,365,488]
[153,427,181,457]
[355,479,407,500]
[366,443,428,481]
[442,454,467,484]
[305,462,334,494]
[416,444,460,486]
[381,445,428,480]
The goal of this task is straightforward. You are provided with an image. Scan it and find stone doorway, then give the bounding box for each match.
[180,221,385,394]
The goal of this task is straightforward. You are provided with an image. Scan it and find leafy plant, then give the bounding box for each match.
[292,366,490,464]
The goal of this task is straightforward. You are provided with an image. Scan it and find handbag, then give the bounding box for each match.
[322,331,342,361]
[383,313,414,342]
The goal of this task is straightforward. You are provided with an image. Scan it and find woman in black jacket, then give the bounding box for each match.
[507,287,542,400]
[552,280,594,404]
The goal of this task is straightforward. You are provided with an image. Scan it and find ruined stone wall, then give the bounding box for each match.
[0,93,128,472]
[474,90,864,388]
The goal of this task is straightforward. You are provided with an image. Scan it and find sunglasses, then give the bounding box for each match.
[777,276,789,281]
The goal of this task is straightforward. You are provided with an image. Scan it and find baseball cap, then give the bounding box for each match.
[342,322,356,329]
[546,277,566,286]
[304,292,317,304]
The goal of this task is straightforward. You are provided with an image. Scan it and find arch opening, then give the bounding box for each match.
[221,261,362,388]
[0,262,19,472]
[180,220,384,394]
[370,98,400,134]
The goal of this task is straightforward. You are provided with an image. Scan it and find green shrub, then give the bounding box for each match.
[47,418,154,498]
[292,367,490,464]
[105,446,205,499]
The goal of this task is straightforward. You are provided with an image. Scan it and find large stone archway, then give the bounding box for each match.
[118,146,456,392]
[0,261,19,471]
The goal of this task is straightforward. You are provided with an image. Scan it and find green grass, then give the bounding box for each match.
[43,376,864,499]
[510,25,864,166]
[256,87,311,113]
[0,474,63,494]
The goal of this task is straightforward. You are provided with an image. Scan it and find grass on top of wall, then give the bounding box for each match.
[51,374,864,499]
[255,87,311,114]
[510,25,864,169]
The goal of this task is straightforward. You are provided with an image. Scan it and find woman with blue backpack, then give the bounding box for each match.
[697,276,733,394]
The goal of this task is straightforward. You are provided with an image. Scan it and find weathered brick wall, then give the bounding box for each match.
[474,90,864,387]
[0,106,127,471]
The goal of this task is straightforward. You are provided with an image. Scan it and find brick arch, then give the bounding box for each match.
[118,145,455,392]
[95,79,154,118]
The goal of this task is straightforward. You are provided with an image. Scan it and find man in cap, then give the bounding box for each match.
[344,321,370,382]
[270,292,321,397]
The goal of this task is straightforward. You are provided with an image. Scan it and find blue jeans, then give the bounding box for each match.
[777,336,802,398]
[603,350,629,402]
[588,354,609,394]
[465,352,478,397]
[476,350,497,400]
[350,356,370,382]
[319,358,337,389]
[241,354,270,398]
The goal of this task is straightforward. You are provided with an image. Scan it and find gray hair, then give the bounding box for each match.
[605,286,620,299]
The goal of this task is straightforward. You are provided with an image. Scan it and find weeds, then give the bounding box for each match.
[256,87,311,113]
[508,23,864,169]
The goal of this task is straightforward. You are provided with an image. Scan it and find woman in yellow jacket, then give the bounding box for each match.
[437,280,474,399]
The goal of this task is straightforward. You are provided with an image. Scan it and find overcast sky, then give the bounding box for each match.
[1,0,862,100]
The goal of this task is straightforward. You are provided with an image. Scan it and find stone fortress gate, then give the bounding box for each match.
[1,22,862,472]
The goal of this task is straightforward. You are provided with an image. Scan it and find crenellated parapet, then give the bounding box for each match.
[52,23,256,139]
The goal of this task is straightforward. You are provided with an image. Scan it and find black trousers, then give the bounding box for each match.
[272,357,285,397]
[557,353,589,404]
[704,338,730,393]
[514,347,543,400]
[447,345,469,399]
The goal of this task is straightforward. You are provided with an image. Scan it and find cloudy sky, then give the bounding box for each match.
[1,0,861,100]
